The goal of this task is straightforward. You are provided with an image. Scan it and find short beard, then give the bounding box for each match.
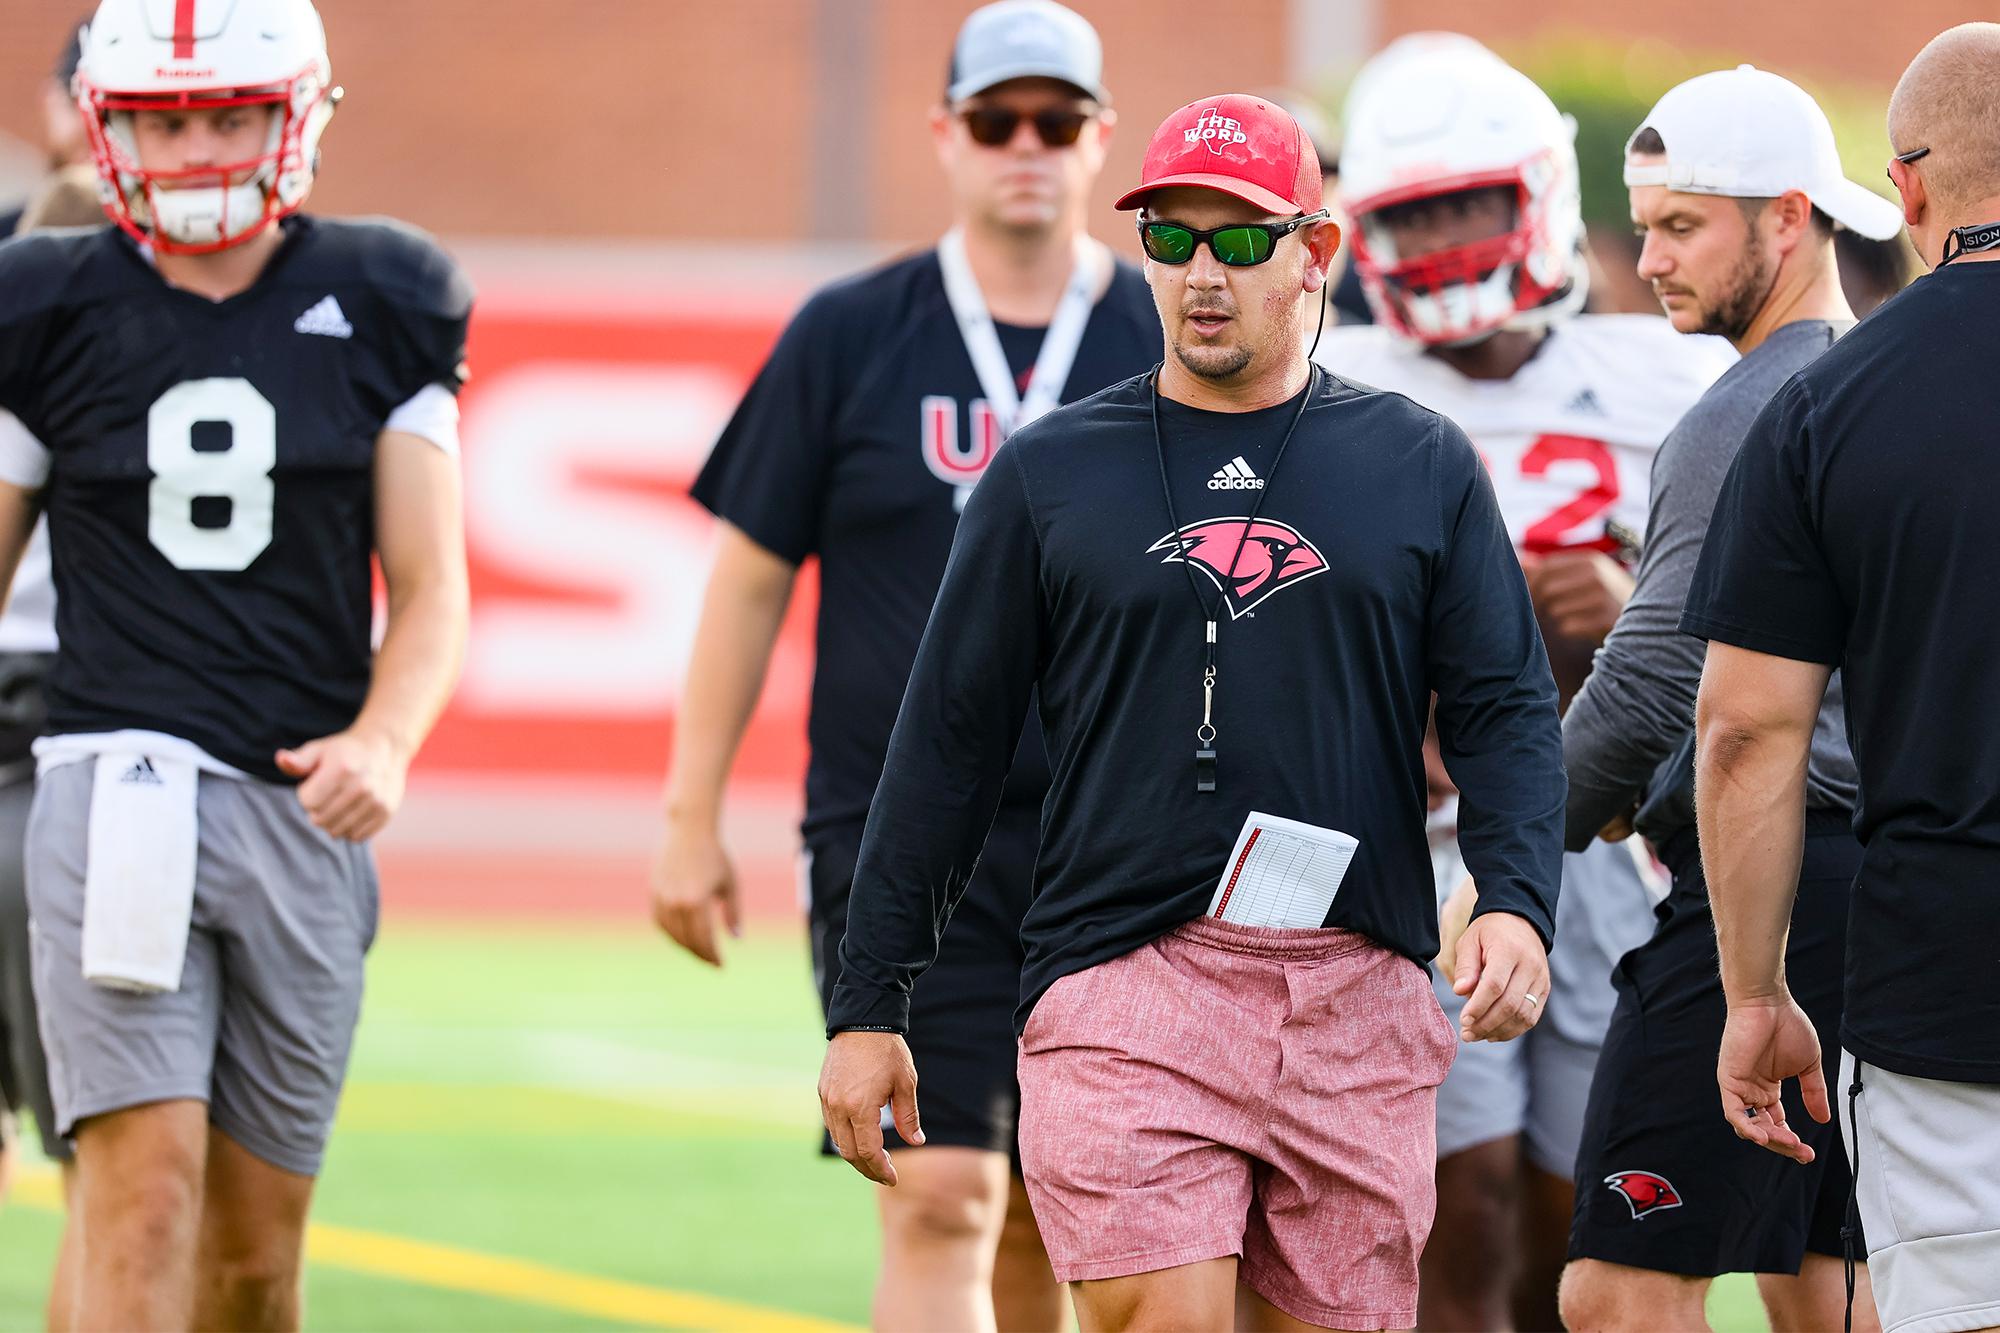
[1172,338,1255,381]
[1696,234,1779,342]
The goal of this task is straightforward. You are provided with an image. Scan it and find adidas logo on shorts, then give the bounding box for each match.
[294,295,355,340]
[1208,456,1264,490]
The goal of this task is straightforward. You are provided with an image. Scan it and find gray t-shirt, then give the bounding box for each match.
[1562,320,1859,852]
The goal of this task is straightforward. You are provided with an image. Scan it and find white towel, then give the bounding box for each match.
[82,751,199,993]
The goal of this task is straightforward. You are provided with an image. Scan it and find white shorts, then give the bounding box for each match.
[1842,1049,2000,1333]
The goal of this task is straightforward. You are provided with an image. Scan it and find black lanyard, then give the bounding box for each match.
[1150,365,1318,794]
[1939,221,2000,266]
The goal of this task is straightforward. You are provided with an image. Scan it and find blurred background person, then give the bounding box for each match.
[1833,230,1917,315]
[0,23,96,1329]
[0,21,90,238]
[1257,88,1364,330]
[1318,35,1731,1332]
[651,4,1158,1329]
[0,159,92,1333]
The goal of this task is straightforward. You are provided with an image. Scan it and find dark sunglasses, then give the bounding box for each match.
[1138,211,1329,267]
[1888,145,1930,184]
[959,105,1093,148]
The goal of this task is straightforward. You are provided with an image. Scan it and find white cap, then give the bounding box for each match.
[1624,65,1903,241]
[947,0,1106,104]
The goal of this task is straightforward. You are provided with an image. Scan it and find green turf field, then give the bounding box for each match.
[0,922,1773,1330]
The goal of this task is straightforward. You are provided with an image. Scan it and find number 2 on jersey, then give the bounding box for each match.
[1519,433,1620,555]
[147,378,276,572]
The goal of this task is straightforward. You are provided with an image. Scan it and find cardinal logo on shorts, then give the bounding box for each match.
[1148,518,1327,618]
[1603,1170,1683,1220]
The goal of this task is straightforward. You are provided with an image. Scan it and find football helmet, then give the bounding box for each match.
[75,0,337,254]
[1339,35,1588,346]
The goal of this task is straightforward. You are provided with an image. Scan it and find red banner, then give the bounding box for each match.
[419,279,819,785]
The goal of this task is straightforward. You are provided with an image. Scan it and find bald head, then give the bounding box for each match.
[1889,23,2000,218]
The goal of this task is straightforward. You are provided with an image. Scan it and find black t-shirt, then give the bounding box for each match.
[1683,261,2000,1084]
[690,248,1160,845]
[829,370,1565,1035]
[0,217,472,780]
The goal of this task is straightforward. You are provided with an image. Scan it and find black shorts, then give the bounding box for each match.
[1569,808,1861,1277]
[808,804,1037,1163]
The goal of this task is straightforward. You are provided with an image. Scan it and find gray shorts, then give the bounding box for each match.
[1842,1050,2000,1333]
[26,762,377,1176]
[0,772,67,1160]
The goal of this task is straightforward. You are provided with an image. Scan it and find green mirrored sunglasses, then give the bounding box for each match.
[1138,211,1328,267]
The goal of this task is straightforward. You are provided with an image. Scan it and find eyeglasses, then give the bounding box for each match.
[1138,212,1329,267]
[959,105,1093,149]
[1887,145,1930,184]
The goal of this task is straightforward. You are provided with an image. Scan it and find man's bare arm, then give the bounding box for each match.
[651,522,798,965]
[1696,640,1835,1161]
[277,430,469,841]
[1696,641,1831,1001]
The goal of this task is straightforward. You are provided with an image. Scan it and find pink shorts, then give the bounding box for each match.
[1017,916,1456,1330]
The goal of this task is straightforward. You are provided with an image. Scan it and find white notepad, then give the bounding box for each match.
[1206,811,1360,929]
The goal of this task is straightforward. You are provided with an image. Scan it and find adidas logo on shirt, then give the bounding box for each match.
[119,757,163,785]
[294,295,354,340]
[1208,456,1265,491]
[1565,387,1605,416]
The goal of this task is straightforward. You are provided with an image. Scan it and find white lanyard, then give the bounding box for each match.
[937,228,1102,437]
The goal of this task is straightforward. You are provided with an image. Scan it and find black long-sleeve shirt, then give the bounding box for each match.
[828,370,1565,1035]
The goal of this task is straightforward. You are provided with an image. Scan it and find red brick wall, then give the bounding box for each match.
[0,1,1952,242]
[0,0,1288,244]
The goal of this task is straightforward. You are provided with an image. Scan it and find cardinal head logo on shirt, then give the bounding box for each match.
[1148,518,1328,618]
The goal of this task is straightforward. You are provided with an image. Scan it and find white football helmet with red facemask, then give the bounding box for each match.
[1339,36,1588,346]
[75,0,336,255]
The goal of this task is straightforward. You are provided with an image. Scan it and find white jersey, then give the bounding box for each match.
[1318,315,1733,554]
[1322,314,1727,1047]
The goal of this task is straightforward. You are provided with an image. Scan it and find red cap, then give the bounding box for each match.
[1114,94,1324,215]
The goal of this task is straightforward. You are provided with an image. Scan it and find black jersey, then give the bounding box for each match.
[691,247,1161,844]
[0,216,472,781]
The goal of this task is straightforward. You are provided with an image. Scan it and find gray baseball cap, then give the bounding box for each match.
[947,0,1106,104]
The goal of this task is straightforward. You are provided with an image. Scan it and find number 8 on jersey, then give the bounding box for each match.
[148,378,277,573]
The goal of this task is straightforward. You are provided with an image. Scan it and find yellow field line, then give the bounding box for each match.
[10,1165,861,1333]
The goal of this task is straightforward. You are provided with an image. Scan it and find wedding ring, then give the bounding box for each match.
[1523,992,1541,1007]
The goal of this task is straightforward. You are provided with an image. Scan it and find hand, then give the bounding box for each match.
[1435,876,1477,980]
[275,729,407,841]
[1599,801,1639,842]
[818,1031,923,1185]
[1452,911,1551,1042]
[650,817,742,967]
[1526,550,1636,644]
[1717,994,1829,1164]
